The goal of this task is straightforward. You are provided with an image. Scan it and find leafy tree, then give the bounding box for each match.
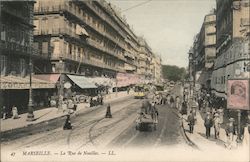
[162,65,186,82]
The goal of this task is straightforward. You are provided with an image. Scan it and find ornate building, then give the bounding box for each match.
[211,0,250,99]
[0,1,54,112]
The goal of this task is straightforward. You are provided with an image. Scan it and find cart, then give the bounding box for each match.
[135,112,158,131]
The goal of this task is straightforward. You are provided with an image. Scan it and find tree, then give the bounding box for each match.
[162,65,186,82]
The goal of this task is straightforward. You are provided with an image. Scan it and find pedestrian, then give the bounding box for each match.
[90,97,93,107]
[191,98,198,116]
[225,118,236,149]
[198,98,203,110]
[12,105,19,119]
[204,112,213,138]
[100,95,103,105]
[72,96,78,111]
[213,113,221,139]
[242,113,250,146]
[166,94,170,105]
[150,102,159,124]
[2,106,7,120]
[63,114,72,130]
[181,101,188,115]
[187,111,195,133]
[170,96,175,108]
[175,96,181,111]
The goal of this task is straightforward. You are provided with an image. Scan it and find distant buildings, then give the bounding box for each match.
[189,0,250,102]
[0,0,162,111]
[189,9,216,90]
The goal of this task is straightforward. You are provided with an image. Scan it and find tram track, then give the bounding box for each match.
[7,97,140,150]
[74,101,141,149]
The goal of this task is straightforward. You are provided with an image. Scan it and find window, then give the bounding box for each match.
[1,24,6,41]
[20,58,26,76]
[69,44,72,55]
[0,55,7,75]
[78,47,81,58]
[42,42,48,54]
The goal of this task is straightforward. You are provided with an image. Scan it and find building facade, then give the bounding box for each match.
[211,0,250,99]
[192,10,216,90]
[33,0,161,95]
[0,1,55,113]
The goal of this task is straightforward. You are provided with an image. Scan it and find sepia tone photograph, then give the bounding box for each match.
[0,0,249,162]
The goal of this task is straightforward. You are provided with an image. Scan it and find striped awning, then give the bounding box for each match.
[67,74,97,89]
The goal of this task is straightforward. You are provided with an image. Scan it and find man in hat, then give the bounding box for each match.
[225,118,236,149]
[213,113,221,139]
[204,112,213,138]
[187,110,195,133]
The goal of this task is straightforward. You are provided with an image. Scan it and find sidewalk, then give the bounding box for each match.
[182,110,250,151]
[1,91,133,133]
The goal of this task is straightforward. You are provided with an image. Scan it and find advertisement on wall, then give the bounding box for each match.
[227,79,250,110]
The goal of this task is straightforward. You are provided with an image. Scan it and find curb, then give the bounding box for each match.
[1,94,133,142]
[172,109,200,150]
[179,119,199,150]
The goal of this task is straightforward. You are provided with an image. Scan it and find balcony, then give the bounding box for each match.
[34,3,126,50]
[1,40,39,57]
[82,1,127,38]
[49,48,125,72]
[34,28,81,40]
[86,38,126,61]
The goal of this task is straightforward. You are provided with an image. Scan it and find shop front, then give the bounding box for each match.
[0,75,56,115]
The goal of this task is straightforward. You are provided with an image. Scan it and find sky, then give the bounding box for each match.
[108,0,216,68]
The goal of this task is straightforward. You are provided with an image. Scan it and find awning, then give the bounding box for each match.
[67,74,97,89]
[116,73,140,87]
[87,77,113,87]
[0,75,55,89]
[33,74,60,83]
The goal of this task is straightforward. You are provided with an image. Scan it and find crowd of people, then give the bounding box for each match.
[1,105,20,120]
[146,85,250,149]
[183,88,250,149]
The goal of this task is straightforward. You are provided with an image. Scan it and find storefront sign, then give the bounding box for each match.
[227,79,250,110]
[0,82,55,89]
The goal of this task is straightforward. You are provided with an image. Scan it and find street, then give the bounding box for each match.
[1,86,190,151]
[110,85,185,148]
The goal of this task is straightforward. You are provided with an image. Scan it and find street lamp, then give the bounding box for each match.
[58,57,64,111]
[27,50,34,121]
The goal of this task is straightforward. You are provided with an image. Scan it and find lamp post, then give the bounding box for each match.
[27,53,34,121]
[58,57,64,110]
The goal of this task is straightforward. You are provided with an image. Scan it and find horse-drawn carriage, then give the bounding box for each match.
[135,100,158,131]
